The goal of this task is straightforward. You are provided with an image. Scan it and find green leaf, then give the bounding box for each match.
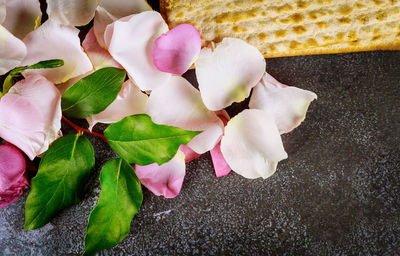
[61,67,126,119]
[24,134,95,230]
[83,158,142,256]
[1,75,15,96]
[104,114,201,166]
[9,59,64,76]
[1,59,64,96]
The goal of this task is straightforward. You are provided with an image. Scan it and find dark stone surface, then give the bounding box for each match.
[1,51,399,255]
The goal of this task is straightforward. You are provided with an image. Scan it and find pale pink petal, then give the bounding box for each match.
[215,110,230,125]
[152,23,201,75]
[95,0,151,48]
[135,150,186,198]
[262,72,288,88]
[0,95,45,159]
[104,11,171,90]
[179,145,201,163]
[100,0,151,18]
[220,109,287,179]
[0,75,61,159]
[93,6,116,48]
[146,76,224,154]
[22,20,93,84]
[0,144,26,191]
[210,112,231,177]
[210,141,231,177]
[249,73,317,134]
[0,0,6,24]
[8,75,61,157]
[46,0,99,26]
[82,28,121,70]
[10,75,61,127]
[87,80,148,130]
[195,38,266,111]
[0,25,27,75]
[2,0,41,39]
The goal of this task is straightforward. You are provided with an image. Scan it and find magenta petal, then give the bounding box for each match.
[135,151,186,198]
[0,144,26,190]
[0,144,28,208]
[209,111,231,177]
[152,23,201,75]
[210,142,231,178]
[179,145,201,163]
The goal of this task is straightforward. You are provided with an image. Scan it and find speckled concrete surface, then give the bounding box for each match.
[1,51,399,255]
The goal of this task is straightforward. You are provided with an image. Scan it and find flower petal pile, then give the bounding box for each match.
[22,20,93,84]
[249,73,317,134]
[146,76,224,154]
[0,2,318,254]
[104,11,170,90]
[0,25,27,75]
[87,79,148,130]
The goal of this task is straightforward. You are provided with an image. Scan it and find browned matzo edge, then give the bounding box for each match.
[160,0,400,58]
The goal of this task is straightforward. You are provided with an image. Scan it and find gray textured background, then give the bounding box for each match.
[1,51,399,255]
[1,0,400,254]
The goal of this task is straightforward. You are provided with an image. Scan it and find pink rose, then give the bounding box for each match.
[0,144,29,208]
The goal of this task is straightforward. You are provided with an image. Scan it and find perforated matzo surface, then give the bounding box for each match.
[161,0,400,57]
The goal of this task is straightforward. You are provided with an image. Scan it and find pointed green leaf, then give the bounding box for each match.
[9,59,65,76]
[61,67,126,119]
[104,114,201,165]
[24,134,95,230]
[83,158,142,256]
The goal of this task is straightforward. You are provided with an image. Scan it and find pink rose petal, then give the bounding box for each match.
[94,1,152,48]
[22,20,93,84]
[0,175,29,208]
[0,144,29,208]
[2,0,41,39]
[0,144,26,190]
[179,145,201,163]
[87,79,148,130]
[195,38,266,111]
[209,113,231,177]
[135,150,186,198]
[0,0,5,24]
[249,73,317,134]
[210,142,231,178]
[146,76,224,154]
[0,75,61,160]
[99,0,151,18]
[46,0,99,26]
[0,25,27,75]
[152,23,201,75]
[104,11,170,91]
[220,109,288,179]
[93,6,116,48]
[82,28,122,70]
